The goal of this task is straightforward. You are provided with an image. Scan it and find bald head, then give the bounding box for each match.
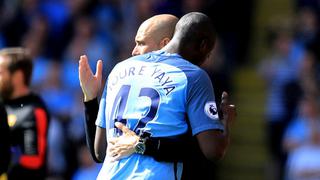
[163,12,216,65]
[132,14,178,56]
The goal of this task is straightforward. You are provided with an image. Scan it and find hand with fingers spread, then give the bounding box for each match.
[107,122,140,162]
[78,55,103,102]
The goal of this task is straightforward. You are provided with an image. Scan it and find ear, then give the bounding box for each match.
[197,39,213,65]
[200,39,210,53]
[159,38,171,48]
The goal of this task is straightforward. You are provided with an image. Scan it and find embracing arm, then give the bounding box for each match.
[107,122,191,162]
[143,134,190,162]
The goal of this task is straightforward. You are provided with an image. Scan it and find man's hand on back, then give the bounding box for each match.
[78,55,103,102]
[107,122,140,162]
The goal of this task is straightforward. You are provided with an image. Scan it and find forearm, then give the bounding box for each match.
[143,135,190,162]
[94,127,106,161]
[143,125,230,163]
[213,119,231,159]
[196,127,230,162]
[84,98,103,163]
[213,128,230,159]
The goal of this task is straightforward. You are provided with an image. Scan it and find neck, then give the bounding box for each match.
[163,40,201,65]
[162,40,180,54]
[163,40,191,59]
[11,86,30,99]
[162,32,195,61]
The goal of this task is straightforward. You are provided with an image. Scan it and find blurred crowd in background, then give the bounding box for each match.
[258,0,320,179]
[1,0,320,179]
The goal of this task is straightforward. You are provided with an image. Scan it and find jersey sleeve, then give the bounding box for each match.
[20,107,48,169]
[186,69,224,136]
[84,98,102,163]
[95,83,107,128]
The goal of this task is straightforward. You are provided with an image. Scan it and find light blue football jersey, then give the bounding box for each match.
[96,50,224,180]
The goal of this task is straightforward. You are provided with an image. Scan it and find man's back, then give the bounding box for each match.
[96,50,224,179]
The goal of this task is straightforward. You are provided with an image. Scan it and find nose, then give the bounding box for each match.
[131,46,140,56]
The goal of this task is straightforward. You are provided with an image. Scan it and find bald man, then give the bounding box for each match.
[131,14,177,56]
[79,14,179,163]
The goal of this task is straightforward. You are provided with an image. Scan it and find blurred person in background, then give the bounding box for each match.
[258,22,302,180]
[294,7,318,47]
[283,95,320,180]
[282,39,320,179]
[0,47,49,180]
[21,21,66,177]
[296,43,320,97]
[1,0,40,47]
[21,15,51,91]
[118,0,157,59]
[0,103,10,180]
[63,15,111,91]
[41,61,75,179]
[260,10,320,179]
[281,6,320,121]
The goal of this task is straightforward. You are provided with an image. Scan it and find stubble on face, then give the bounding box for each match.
[0,56,13,100]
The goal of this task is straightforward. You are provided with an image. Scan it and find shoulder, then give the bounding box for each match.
[0,103,6,114]
[156,52,204,75]
[28,93,49,115]
[183,66,211,85]
[29,93,45,106]
[149,51,210,83]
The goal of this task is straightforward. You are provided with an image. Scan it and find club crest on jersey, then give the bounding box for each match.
[8,114,17,127]
[204,101,218,119]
